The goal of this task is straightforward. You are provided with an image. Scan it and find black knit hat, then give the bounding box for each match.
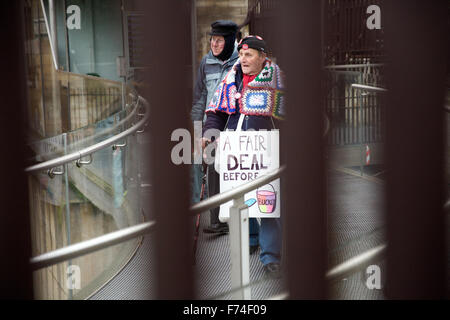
[209,20,238,36]
[238,35,267,53]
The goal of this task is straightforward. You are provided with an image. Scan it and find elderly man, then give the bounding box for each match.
[202,35,284,276]
[191,20,239,234]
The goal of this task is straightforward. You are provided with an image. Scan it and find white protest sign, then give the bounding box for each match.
[218,130,280,220]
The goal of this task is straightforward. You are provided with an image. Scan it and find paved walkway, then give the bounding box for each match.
[90,166,388,300]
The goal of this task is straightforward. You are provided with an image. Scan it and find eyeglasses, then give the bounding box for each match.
[211,38,225,45]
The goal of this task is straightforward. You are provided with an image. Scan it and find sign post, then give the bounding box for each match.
[229,196,251,300]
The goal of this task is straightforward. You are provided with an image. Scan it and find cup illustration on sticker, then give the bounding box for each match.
[256,184,276,213]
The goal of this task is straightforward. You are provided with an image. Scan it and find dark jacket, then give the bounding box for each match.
[191,46,239,122]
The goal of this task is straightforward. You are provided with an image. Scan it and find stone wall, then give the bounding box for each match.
[195,0,249,65]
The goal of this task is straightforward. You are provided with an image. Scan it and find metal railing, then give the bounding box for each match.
[22,0,446,297]
[325,65,386,146]
[27,89,446,299]
[26,145,389,300]
[26,93,150,279]
[351,83,387,92]
[25,96,149,175]
[28,162,285,269]
[267,244,387,300]
[28,90,142,164]
[39,0,58,70]
[30,221,156,271]
[25,87,389,298]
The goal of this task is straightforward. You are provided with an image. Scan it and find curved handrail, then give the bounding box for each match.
[30,165,285,270]
[325,244,387,282]
[351,83,387,92]
[325,63,385,69]
[352,84,450,115]
[30,221,156,271]
[209,242,387,300]
[25,96,149,174]
[27,92,140,161]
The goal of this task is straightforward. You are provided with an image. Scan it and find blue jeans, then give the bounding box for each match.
[249,217,282,266]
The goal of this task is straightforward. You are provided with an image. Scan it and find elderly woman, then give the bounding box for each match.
[191,20,239,235]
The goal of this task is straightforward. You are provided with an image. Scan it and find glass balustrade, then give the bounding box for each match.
[24,0,146,299]
[32,239,139,300]
[27,90,145,300]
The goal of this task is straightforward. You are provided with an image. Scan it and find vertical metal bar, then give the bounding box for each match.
[345,81,349,144]
[0,0,34,299]
[142,0,193,299]
[107,87,110,116]
[37,1,48,136]
[81,87,84,127]
[105,88,109,117]
[63,0,71,73]
[79,88,82,128]
[87,87,91,124]
[384,0,447,299]
[359,87,364,176]
[66,78,71,133]
[110,87,113,114]
[379,89,384,141]
[69,86,72,130]
[370,89,373,142]
[278,0,327,299]
[364,84,368,143]
[375,90,378,141]
[77,87,79,127]
[95,87,99,122]
[63,133,72,299]
[229,197,251,300]
[86,88,96,124]
[121,82,125,112]
[374,89,377,142]
[48,0,58,66]
[86,87,89,124]
[98,87,101,120]
[39,0,58,70]
[95,87,98,120]
[92,87,96,124]
[339,80,344,145]
[351,76,355,144]
[101,87,104,119]
[367,88,370,142]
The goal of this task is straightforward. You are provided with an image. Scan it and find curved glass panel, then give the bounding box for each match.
[28,106,144,299]
[26,71,134,166]
[24,0,144,300]
[32,238,140,300]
